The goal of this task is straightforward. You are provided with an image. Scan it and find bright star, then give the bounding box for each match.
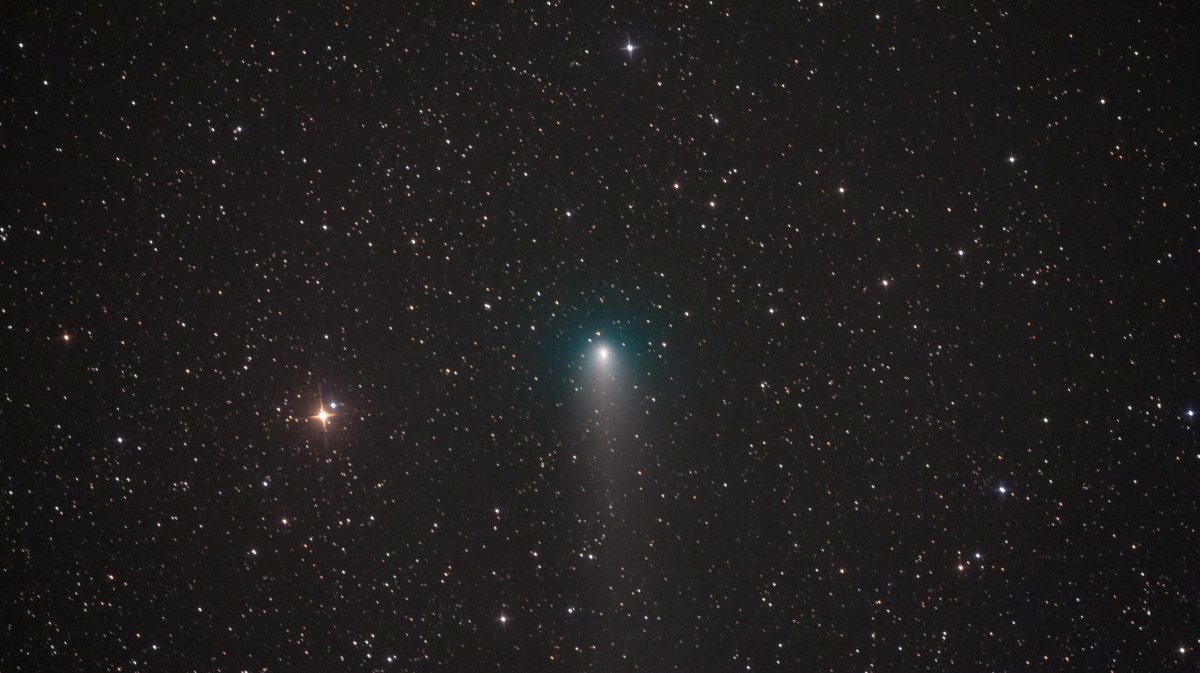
[625,41,635,55]
[313,404,333,429]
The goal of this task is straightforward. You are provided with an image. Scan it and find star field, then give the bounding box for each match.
[3,3,1199,671]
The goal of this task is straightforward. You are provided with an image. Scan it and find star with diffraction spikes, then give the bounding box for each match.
[311,402,333,430]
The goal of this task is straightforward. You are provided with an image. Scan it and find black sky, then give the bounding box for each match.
[3,2,1199,671]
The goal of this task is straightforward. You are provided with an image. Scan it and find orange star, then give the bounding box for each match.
[312,405,333,429]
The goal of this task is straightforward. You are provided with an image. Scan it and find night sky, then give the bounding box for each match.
[4,3,1199,671]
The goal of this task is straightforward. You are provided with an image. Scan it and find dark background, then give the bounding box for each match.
[2,2,1198,671]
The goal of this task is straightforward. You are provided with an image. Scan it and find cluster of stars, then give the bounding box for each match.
[8,3,1197,671]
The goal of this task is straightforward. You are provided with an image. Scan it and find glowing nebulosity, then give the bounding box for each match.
[6,3,1196,672]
